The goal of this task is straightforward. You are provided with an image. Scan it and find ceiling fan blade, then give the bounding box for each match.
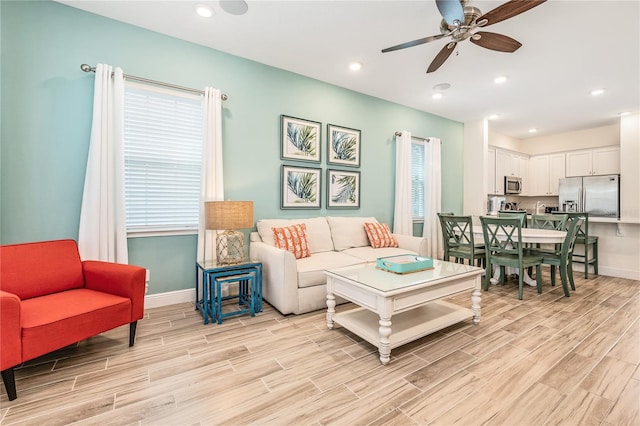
[382,34,447,53]
[478,0,547,27]
[436,0,465,25]
[470,31,522,52]
[427,42,456,73]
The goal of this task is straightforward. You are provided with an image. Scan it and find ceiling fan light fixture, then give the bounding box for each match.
[194,4,213,18]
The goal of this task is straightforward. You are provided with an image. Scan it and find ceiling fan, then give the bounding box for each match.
[382,0,547,73]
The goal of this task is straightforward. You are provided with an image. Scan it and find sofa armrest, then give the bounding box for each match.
[1,290,22,370]
[249,241,299,315]
[82,261,147,321]
[393,233,429,257]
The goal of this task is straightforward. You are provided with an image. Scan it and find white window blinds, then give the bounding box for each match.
[123,82,203,233]
[411,141,425,219]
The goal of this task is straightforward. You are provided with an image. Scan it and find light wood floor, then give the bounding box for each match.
[1,270,639,425]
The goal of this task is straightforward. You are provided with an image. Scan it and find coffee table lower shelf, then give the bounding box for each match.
[333,300,472,350]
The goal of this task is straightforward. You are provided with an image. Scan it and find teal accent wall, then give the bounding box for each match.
[0,1,464,294]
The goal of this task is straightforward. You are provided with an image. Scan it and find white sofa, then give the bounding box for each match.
[249,216,428,315]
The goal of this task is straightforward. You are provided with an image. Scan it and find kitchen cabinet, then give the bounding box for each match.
[529,153,566,196]
[487,147,498,194]
[487,148,528,195]
[496,149,519,178]
[519,156,529,196]
[566,146,620,177]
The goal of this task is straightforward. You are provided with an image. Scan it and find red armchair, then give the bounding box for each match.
[0,239,146,400]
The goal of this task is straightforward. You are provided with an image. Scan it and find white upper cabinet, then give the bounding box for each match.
[592,146,620,175]
[496,149,519,178]
[528,153,566,196]
[488,148,528,195]
[548,153,566,195]
[566,146,620,177]
[487,147,499,194]
[518,155,529,196]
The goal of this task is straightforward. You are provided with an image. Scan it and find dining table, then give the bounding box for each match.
[472,224,566,286]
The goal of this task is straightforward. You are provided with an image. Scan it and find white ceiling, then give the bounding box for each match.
[58,0,640,140]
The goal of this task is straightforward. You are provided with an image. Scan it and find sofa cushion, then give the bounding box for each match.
[272,224,311,259]
[342,246,417,263]
[20,288,131,361]
[296,251,364,289]
[364,222,398,248]
[256,217,334,253]
[327,216,378,251]
[0,239,84,300]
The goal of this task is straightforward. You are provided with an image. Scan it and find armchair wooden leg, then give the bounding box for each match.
[129,321,138,347]
[2,367,17,401]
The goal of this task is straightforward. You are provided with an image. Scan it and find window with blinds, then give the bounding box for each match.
[123,82,203,234]
[411,141,425,219]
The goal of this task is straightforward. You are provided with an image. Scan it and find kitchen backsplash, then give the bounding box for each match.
[504,195,560,214]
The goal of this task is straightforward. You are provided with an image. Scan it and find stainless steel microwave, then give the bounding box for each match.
[504,176,522,194]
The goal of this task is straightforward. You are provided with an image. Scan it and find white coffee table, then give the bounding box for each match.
[325,260,483,365]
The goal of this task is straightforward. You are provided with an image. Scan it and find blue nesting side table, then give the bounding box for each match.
[195,259,263,325]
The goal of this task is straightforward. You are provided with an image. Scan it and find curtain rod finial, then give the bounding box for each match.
[80,64,94,72]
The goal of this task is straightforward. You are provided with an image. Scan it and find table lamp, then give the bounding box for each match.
[205,201,254,265]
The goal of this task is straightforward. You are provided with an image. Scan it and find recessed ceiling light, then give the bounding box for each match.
[619,112,631,117]
[195,4,213,18]
[529,128,538,133]
[590,88,605,96]
[348,62,363,71]
[432,93,443,100]
[487,114,499,120]
[494,76,507,84]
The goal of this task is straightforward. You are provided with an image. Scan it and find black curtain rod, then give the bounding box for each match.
[80,64,228,101]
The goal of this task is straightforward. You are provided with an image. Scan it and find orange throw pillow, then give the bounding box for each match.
[364,222,398,248]
[272,224,311,259]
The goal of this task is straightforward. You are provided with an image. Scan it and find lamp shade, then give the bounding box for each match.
[205,201,254,230]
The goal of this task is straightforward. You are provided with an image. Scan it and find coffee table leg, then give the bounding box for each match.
[326,292,336,329]
[472,285,481,325]
[378,316,392,365]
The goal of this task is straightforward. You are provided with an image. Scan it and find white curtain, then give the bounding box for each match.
[393,131,413,235]
[78,64,128,263]
[197,87,225,263]
[423,137,442,258]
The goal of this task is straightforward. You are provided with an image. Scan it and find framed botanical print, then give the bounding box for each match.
[281,165,322,209]
[327,169,360,209]
[327,124,360,167]
[281,115,321,163]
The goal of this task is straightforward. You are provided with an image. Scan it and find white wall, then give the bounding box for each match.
[463,119,488,216]
[488,131,522,151]
[620,113,640,220]
[518,124,619,155]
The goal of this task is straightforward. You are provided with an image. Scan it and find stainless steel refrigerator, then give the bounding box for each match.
[558,175,620,218]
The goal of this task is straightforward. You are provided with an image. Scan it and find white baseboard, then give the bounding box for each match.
[594,266,640,281]
[144,288,195,309]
